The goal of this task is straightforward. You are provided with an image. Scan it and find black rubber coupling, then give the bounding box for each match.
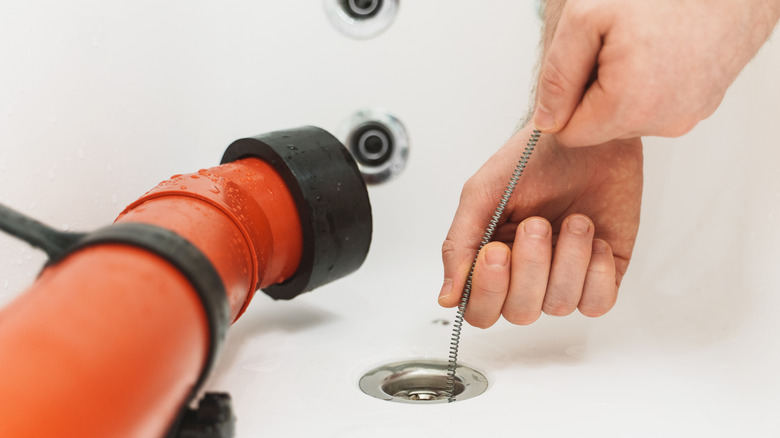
[221,126,373,300]
[47,223,231,392]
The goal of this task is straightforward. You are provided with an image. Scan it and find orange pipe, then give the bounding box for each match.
[0,157,303,437]
[117,157,303,320]
[0,246,209,437]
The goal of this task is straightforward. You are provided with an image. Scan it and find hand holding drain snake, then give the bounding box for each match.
[440,0,780,328]
[440,128,642,328]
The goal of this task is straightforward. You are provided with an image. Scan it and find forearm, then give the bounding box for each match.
[523,0,567,127]
[746,0,780,54]
[539,0,780,62]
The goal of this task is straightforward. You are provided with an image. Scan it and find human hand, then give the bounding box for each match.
[533,0,780,146]
[439,127,642,327]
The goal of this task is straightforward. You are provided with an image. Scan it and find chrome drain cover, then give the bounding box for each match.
[359,359,488,404]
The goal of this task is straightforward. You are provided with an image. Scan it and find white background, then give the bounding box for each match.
[1,1,779,437]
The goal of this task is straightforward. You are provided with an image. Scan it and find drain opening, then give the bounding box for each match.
[339,109,409,185]
[359,359,487,404]
[350,122,394,167]
[382,372,466,400]
[340,0,383,19]
[324,0,399,40]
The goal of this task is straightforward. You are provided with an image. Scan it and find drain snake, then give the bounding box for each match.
[445,129,541,402]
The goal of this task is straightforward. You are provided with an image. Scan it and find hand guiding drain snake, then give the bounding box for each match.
[445,130,541,402]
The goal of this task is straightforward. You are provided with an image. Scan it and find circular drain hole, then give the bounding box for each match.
[324,0,399,40]
[359,359,487,404]
[339,109,409,185]
[340,0,383,19]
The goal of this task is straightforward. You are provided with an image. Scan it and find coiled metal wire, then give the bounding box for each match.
[445,129,541,402]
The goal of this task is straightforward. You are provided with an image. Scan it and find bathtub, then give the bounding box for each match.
[1,1,779,436]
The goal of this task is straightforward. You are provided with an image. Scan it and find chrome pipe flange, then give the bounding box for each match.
[359,359,488,404]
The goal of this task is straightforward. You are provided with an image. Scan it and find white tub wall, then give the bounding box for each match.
[0,1,538,304]
[2,2,780,437]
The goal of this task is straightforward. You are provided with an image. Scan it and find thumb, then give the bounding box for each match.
[439,183,496,308]
[533,5,604,134]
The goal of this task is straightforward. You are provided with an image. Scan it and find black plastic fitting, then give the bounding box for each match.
[221,126,373,300]
[175,393,235,438]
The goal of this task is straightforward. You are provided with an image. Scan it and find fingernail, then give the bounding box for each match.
[438,279,453,302]
[533,106,556,131]
[485,246,509,267]
[567,215,591,235]
[524,218,550,238]
[592,239,608,254]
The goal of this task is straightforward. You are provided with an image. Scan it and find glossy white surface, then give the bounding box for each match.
[1,2,779,437]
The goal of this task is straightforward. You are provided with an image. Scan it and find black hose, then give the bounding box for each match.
[0,203,84,260]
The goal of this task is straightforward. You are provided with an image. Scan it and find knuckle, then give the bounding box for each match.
[472,278,507,300]
[579,286,617,317]
[559,247,593,267]
[538,61,571,99]
[618,107,653,135]
[465,314,492,329]
[542,299,577,316]
[610,84,659,134]
[460,175,482,200]
[587,261,613,276]
[579,301,614,318]
[668,118,698,137]
[515,255,550,270]
[503,309,541,326]
[558,242,595,266]
[702,95,723,118]
[441,239,456,258]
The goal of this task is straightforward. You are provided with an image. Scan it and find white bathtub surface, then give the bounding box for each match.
[2,2,780,437]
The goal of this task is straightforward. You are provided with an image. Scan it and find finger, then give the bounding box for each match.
[502,217,552,325]
[440,179,498,308]
[543,214,594,316]
[463,242,511,329]
[533,2,605,134]
[555,80,620,146]
[578,239,618,317]
[555,76,629,147]
[439,238,474,308]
